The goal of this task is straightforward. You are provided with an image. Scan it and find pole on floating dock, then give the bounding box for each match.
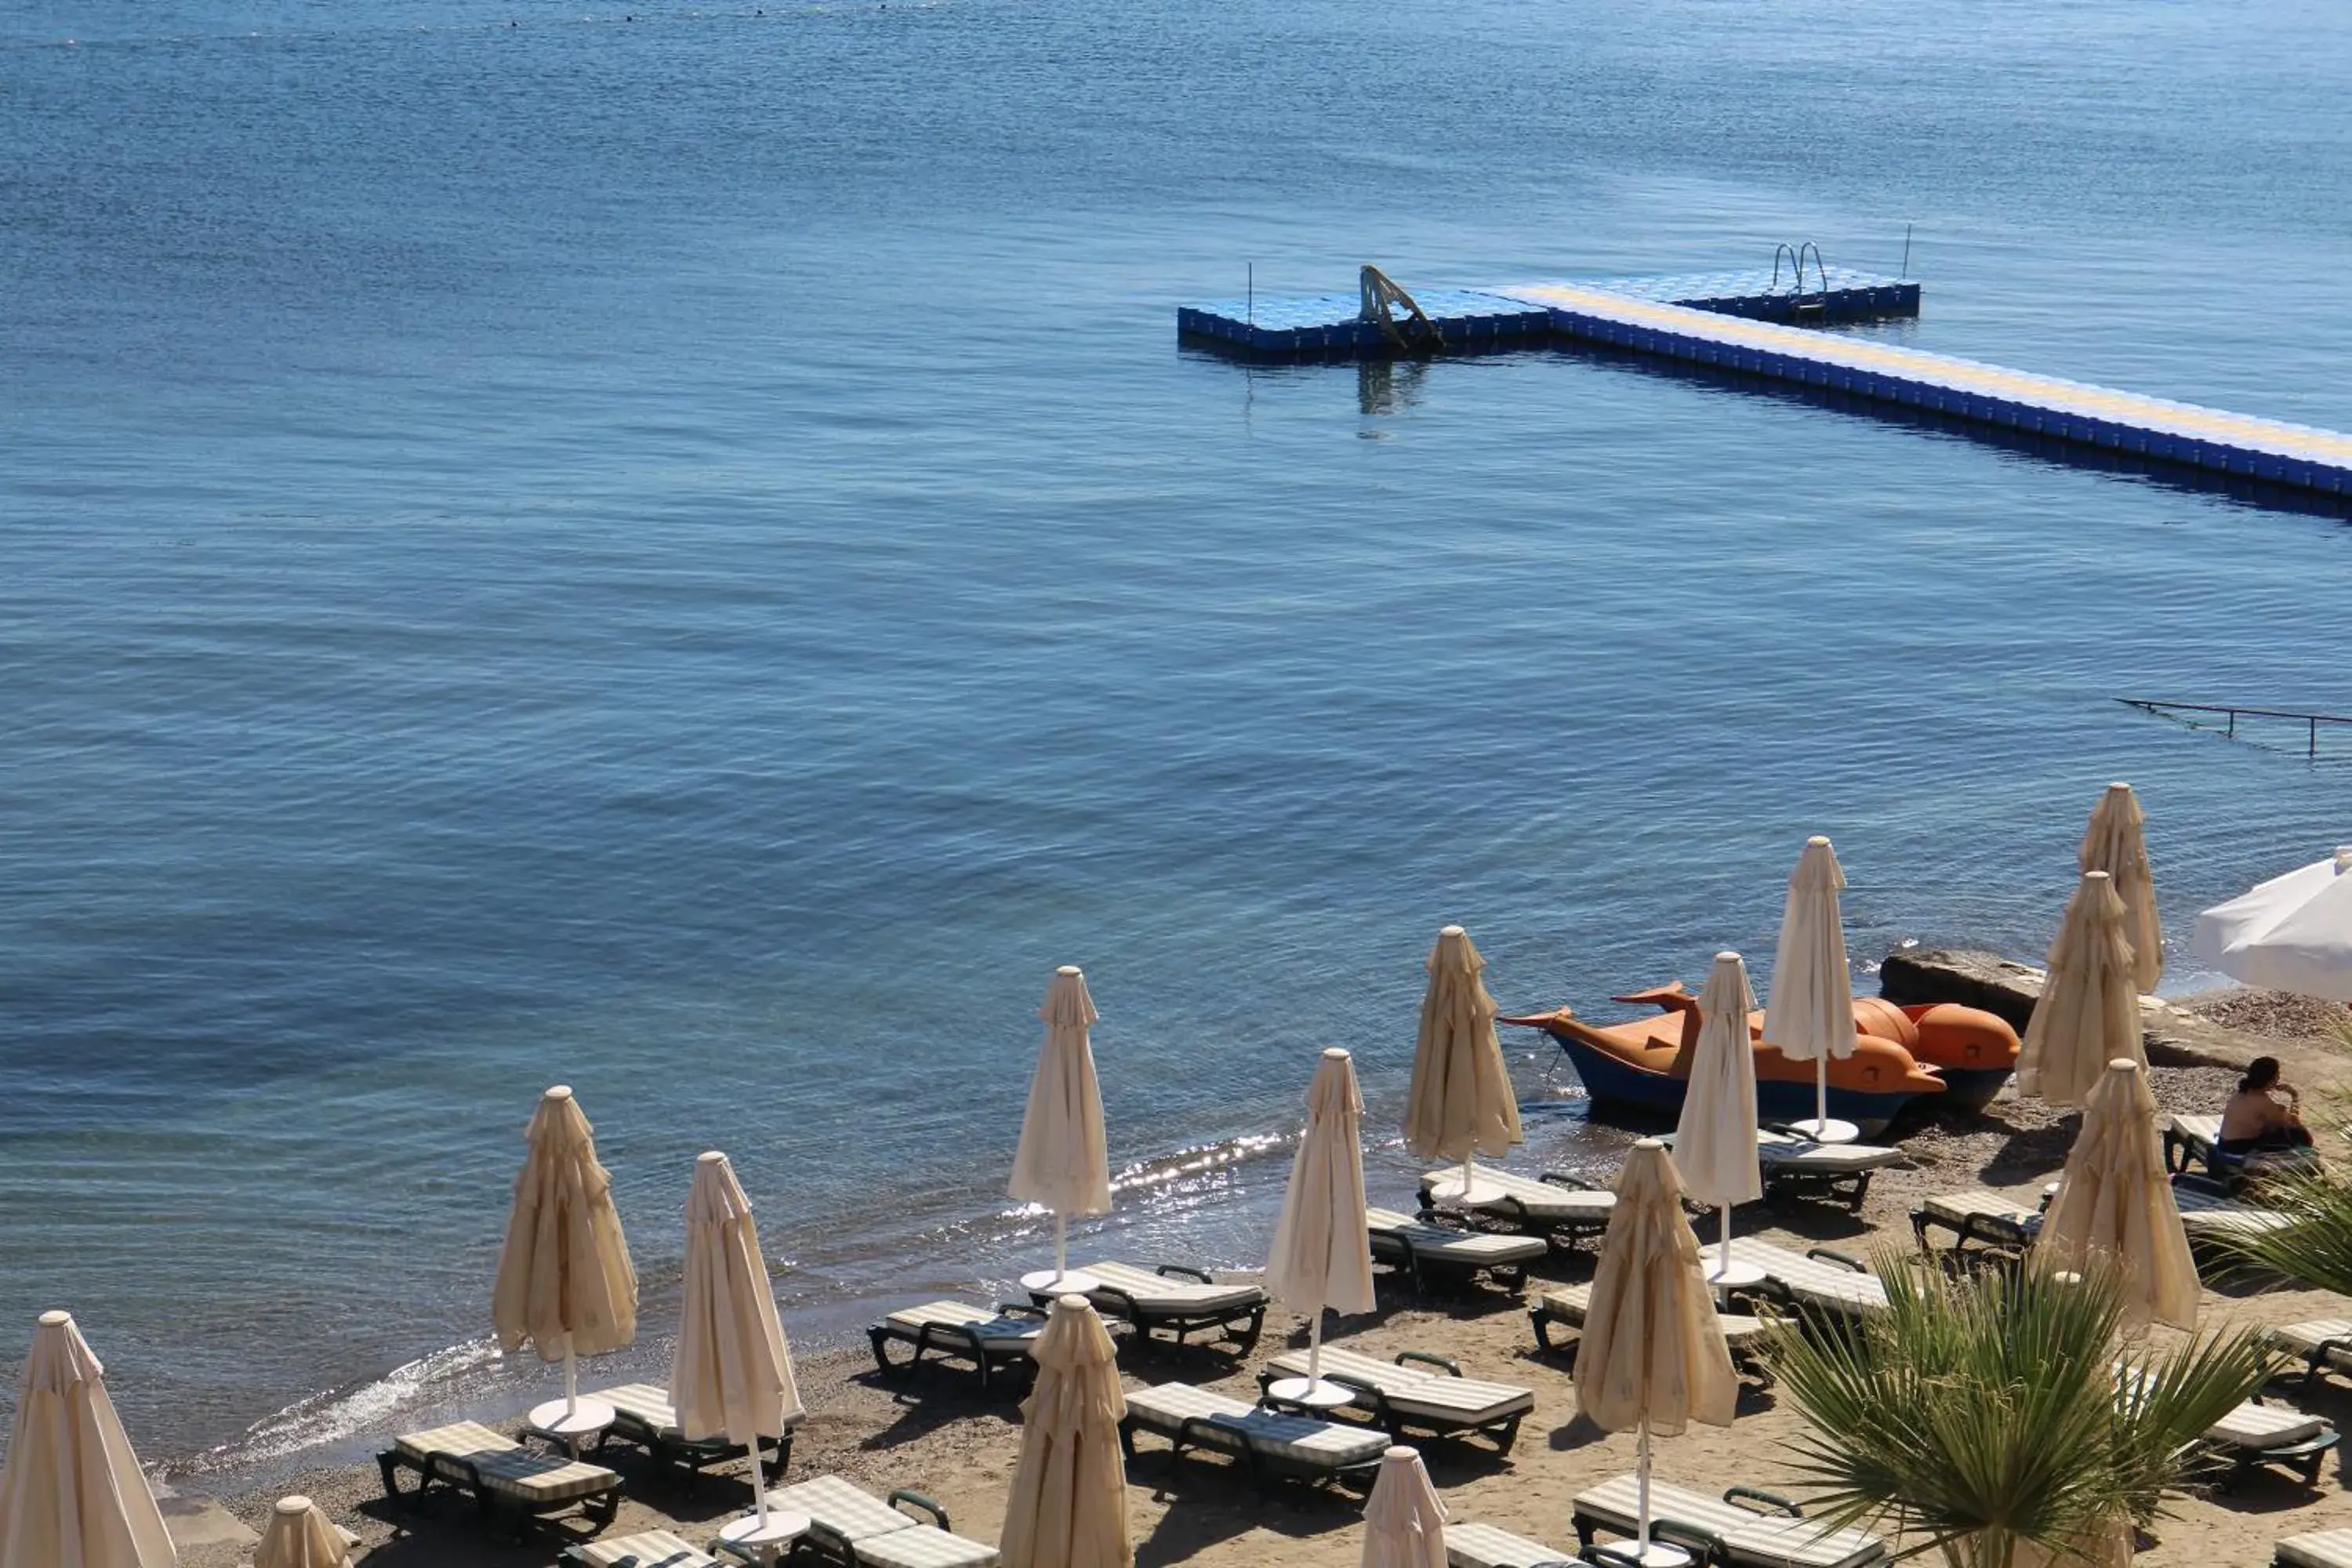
[1247,263,1254,326]
[1900,223,1913,279]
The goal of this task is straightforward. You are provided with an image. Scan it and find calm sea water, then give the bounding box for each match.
[5,0,2351,1479]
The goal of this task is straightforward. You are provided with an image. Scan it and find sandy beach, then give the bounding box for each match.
[155,988,2352,1568]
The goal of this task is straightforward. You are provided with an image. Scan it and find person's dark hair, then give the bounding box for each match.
[2241,1055,2281,1093]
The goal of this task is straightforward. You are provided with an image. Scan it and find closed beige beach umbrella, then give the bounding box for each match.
[1762,836,1860,1139]
[1405,924,1523,1203]
[2082,782,2162,993]
[0,1311,177,1568]
[1576,1140,1738,1568]
[2019,871,2145,1107]
[491,1085,639,1427]
[252,1497,349,1568]
[1010,965,1113,1291]
[1265,1047,1378,1403]
[673,1151,803,1544]
[1675,953,1763,1287]
[1000,1294,1131,1568]
[2035,1058,2200,1330]
[1359,1445,1446,1568]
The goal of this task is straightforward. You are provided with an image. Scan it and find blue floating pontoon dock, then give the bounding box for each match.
[1177,265,2352,498]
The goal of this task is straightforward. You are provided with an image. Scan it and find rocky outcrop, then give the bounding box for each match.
[1878,946,2261,1073]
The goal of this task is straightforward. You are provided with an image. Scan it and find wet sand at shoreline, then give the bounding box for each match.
[165,987,2352,1568]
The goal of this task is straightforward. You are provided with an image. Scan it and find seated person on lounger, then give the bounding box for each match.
[2220,1057,2315,1157]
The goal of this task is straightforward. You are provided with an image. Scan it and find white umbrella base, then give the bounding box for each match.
[1422,1173,1506,1206]
[1704,1260,1766,1291]
[526,1397,616,1444]
[1784,1116,1860,1145]
[720,1508,811,1565]
[1019,1268,1102,1296]
[1263,1375,1356,1411]
[1597,1542,1694,1568]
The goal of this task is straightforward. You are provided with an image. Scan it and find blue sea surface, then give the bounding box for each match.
[4,0,2351,1473]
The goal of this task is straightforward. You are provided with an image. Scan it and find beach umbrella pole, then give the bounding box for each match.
[1054,1210,1069,1285]
[1307,1309,1324,1385]
[750,1443,771,1526]
[1719,1204,1735,1274]
[1815,1058,1828,1132]
[564,1340,579,1420]
[1638,1418,1653,1557]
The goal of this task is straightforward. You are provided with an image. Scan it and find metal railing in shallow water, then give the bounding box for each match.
[2119,697,2352,757]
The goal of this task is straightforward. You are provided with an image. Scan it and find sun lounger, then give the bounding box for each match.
[1571,1475,1889,1568]
[378,1420,622,1539]
[866,1301,1047,1394]
[2117,1365,2340,1487]
[756,1475,998,1568]
[2278,1528,2352,1567]
[2202,1395,2340,1486]
[2165,1113,2223,1175]
[1044,1261,1266,1352]
[1119,1381,1388,1497]
[1258,1344,1532,1450]
[1755,1129,1903,1213]
[1725,1240,1889,1319]
[1444,1519,1598,1566]
[1909,1189,2044,1255]
[564,1530,723,1567]
[1417,1167,1617,1250]
[2268,1319,2352,1392]
[1366,1206,1546,1294]
[1529,1282,1776,1385]
[586,1382,793,1488]
[2170,1175,2296,1240]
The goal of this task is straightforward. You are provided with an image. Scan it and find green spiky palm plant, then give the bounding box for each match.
[1766,1258,2270,1567]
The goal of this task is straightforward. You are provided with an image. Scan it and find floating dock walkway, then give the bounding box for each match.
[1178,263,2352,499]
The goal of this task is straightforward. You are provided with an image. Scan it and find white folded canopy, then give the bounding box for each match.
[2193,848,2352,1001]
[673,1151,802,1447]
[1404,925,1523,1182]
[1359,1445,1446,1568]
[2035,1058,2200,1330]
[1011,967,1114,1283]
[1676,953,1763,1210]
[2019,872,2145,1108]
[1000,1294,1131,1568]
[492,1086,639,1366]
[0,1311,179,1568]
[2081,783,2161,993]
[1763,836,1858,1065]
[252,1496,349,1568]
[1266,1047,1377,1388]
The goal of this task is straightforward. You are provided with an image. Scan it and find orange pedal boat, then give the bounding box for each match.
[1501,985,2020,1136]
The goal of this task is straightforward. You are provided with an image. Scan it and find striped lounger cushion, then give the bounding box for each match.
[2279,1529,2352,1568]
[592,1382,688,1439]
[1076,1262,1265,1315]
[2171,1184,2293,1238]
[1729,1242,1887,1315]
[1261,1345,1534,1426]
[769,1475,920,1542]
[1366,1207,1548,1267]
[571,1529,722,1567]
[1918,1190,2041,1236]
[1421,1168,1616,1225]
[1124,1382,1390,1471]
[882,1302,1043,1349]
[1537,1283,1773,1349]
[1577,1475,1885,1568]
[2210,1400,2329,1450]
[855,1526,1000,1568]
[1443,1519,1574,1567]
[2270,1319,2352,1370]
[394,1421,619,1506]
[1757,1135,1902,1174]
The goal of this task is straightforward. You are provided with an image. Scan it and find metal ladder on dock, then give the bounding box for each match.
[1771,241,1829,320]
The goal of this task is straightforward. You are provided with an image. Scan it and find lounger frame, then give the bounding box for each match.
[784,1488,965,1568]
[1573,1479,1887,1568]
[376,1435,622,1543]
[866,1302,1047,1395]
[1755,1127,1891,1214]
[1254,1349,1526,1451]
[1073,1264,1266,1354]
[1526,1300,1777,1389]
[1366,1210,1537,1296]
[1120,1398,1383,1499]
[1415,1171,1614,1254]
[2199,1396,2342,1490]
